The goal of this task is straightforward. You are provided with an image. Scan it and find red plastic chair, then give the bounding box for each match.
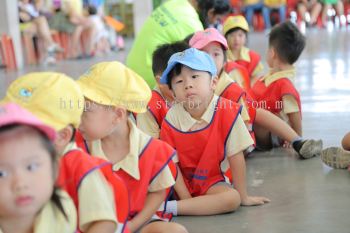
[0,34,17,70]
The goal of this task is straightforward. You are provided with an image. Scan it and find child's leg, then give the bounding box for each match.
[310,2,322,24]
[255,108,298,143]
[278,5,287,23]
[297,3,308,21]
[72,25,84,57]
[262,6,272,28]
[254,108,322,158]
[140,222,188,233]
[253,123,273,150]
[342,132,350,151]
[175,184,240,216]
[245,5,255,27]
[335,0,344,16]
[321,4,331,25]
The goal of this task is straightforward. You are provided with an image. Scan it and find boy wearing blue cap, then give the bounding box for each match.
[160,48,270,216]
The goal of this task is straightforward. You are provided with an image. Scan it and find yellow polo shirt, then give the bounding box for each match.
[215,72,250,122]
[165,95,254,172]
[63,143,117,232]
[61,0,83,15]
[244,0,261,6]
[227,47,264,77]
[264,0,286,7]
[137,86,167,139]
[0,190,76,233]
[260,68,299,115]
[226,67,246,89]
[90,119,175,192]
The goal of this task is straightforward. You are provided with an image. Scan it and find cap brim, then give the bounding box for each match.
[160,60,213,85]
[0,113,56,141]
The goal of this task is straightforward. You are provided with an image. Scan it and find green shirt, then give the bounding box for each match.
[126,0,204,88]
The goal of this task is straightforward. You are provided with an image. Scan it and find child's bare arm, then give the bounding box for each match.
[85,221,117,233]
[228,152,270,206]
[128,189,166,232]
[174,164,192,200]
[287,112,302,137]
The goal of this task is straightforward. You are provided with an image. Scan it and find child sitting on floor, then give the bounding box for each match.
[160,48,270,217]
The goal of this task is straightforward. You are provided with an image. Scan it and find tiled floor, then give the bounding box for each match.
[0,27,349,233]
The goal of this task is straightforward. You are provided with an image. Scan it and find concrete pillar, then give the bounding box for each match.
[0,0,24,69]
[132,0,153,36]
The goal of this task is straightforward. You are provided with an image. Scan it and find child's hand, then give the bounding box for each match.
[282,140,292,148]
[241,196,270,206]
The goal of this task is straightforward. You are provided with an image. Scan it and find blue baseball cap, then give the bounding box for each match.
[160,48,217,85]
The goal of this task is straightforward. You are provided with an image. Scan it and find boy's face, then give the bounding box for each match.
[0,126,53,219]
[201,42,225,75]
[79,100,116,141]
[170,66,216,109]
[226,29,246,51]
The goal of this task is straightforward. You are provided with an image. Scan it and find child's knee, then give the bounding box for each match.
[141,222,187,233]
[167,223,188,233]
[342,132,350,151]
[217,188,241,212]
[227,189,241,211]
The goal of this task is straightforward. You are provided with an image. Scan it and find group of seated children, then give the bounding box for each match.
[0,18,326,233]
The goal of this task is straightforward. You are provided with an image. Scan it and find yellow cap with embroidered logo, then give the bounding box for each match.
[77,61,151,113]
[1,72,84,131]
[223,15,249,36]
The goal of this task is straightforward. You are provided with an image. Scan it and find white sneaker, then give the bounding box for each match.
[47,43,64,53]
[43,56,56,66]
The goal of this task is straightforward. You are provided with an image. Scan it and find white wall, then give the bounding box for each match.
[132,0,153,36]
[0,0,23,69]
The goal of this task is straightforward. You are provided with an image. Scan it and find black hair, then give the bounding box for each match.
[0,124,68,219]
[183,33,195,44]
[166,63,184,89]
[69,125,76,142]
[224,27,248,38]
[268,21,306,65]
[152,41,190,76]
[197,0,231,28]
[87,5,97,15]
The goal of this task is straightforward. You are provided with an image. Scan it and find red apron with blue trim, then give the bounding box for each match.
[113,138,176,221]
[251,77,301,115]
[57,150,130,233]
[147,90,170,128]
[160,97,242,196]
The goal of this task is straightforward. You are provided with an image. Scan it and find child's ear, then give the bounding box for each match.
[56,126,74,147]
[211,76,218,90]
[206,8,216,24]
[270,47,277,59]
[155,75,161,83]
[112,107,128,125]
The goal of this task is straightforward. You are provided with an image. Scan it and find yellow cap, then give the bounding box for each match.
[223,15,249,36]
[1,72,84,131]
[77,61,151,113]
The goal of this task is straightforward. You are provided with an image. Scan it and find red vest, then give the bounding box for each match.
[113,138,176,220]
[251,78,301,115]
[235,50,260,80]
[57,150,130,233]
[75,131,177,221]
[160,98,242,196]
[220,82,246,103]
[147,90,170,128]
[219,82,256,145]
[224,61,251,91]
